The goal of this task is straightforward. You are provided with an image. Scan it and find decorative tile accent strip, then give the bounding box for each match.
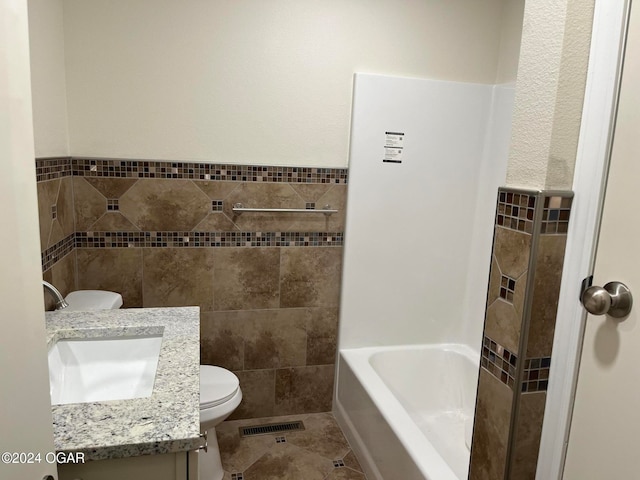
[75,231,344,248]
[521,357,551,392]
[499,275,516,303]
[71,158,348,184]
[106,199,119,211]
[542,196,573,234]
[482,336,517,389]
[42,233,75,272]
[496,190,536,234]
[36,157,72,182]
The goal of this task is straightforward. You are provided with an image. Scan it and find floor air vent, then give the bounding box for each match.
[239,420,305,437]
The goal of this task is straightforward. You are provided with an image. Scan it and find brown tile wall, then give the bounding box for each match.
[470,188,572,480]
[36,157,346,419]
[37,159,77,309]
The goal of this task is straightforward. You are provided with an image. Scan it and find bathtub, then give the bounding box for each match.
[334,344,479,480]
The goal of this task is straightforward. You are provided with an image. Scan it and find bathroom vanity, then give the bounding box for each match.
[45,307,202,480]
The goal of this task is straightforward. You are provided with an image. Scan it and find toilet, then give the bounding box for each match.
[65,290,242,480]
[199,365,242,480]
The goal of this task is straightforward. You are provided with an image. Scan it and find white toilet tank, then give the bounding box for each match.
[64,290,123,310]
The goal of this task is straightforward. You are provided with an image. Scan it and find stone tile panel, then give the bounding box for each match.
[280,247,342,308]
[142,248,215,311]
[510,392,546,479]
[75,248,143,307]
[43,251,76,311]
[90,212,140,231]
[285,412,351,460]
[306,307,339,365]
[494,226,531,279]
[230,369,276,420]
[213,248,280,311]
[469,369,513,480]
[73,177,107,231]
[224,183,306,232]
[37,179,59,250]
[485,298,521,355]
[84,178,138,199]
[527,235,568,358]
[119,179,210,231]
[242,442,334,480]
[242,309,308,370]
[200,311,245,371]
[274,365,334,415]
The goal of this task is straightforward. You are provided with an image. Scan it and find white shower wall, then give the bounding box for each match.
[339,73,514,351]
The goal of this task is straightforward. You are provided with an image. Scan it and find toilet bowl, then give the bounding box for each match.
[67,290,242,480]
[199,366,242,480]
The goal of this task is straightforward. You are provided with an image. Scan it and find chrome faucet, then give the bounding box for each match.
[43,281,69,310]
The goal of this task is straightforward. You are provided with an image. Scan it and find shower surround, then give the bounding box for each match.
[335,73,515,479]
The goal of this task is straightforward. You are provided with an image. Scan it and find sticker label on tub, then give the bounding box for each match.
[384,132,404,163]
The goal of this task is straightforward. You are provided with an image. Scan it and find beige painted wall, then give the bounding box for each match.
[506,0,595,189]
[496,0,525,84]
[28,0,69,157]
[0,1,57,479]
[60,0,513,167]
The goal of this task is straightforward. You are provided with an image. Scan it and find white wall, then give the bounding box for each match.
[0,1,57,479]
[62,0,507,167]
[460,84,515,348]
[338,74,514,349]
[28,0,69,157]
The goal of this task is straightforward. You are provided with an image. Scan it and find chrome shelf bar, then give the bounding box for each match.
[232,203,337,216]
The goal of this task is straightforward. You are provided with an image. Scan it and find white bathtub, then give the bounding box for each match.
[334,344,479,480]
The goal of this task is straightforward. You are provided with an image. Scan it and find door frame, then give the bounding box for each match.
[535,0,631,478]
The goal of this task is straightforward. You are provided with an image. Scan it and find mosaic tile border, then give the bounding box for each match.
[521,356,551,393]
[496,188,574,236]
[499,275,516,303]
[42,233,75,272]
[542,196,573,235]
[482,336,517,389]
[70,158,348,184]
[43,231,343,271]
[35,157,72,182]
[75,231,344,249]
[496,190,536,234]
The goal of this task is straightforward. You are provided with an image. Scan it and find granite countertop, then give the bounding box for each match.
[45,307,202,461]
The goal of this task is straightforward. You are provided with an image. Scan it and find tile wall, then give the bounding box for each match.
[469,188,572,480]
[38,158,76,311]
[36,157,348,419]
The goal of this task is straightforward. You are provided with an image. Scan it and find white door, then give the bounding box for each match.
[0,1,58,480]
[563,1,640,478]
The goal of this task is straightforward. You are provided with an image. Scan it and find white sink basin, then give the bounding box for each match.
[48,335,163,405]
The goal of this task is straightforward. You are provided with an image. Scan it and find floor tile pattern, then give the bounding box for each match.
[217,413,367,480]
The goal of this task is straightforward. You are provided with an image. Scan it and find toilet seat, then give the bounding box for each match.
[200,365,240,409]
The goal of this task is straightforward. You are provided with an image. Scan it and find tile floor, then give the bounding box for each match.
[217,412,368,480]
